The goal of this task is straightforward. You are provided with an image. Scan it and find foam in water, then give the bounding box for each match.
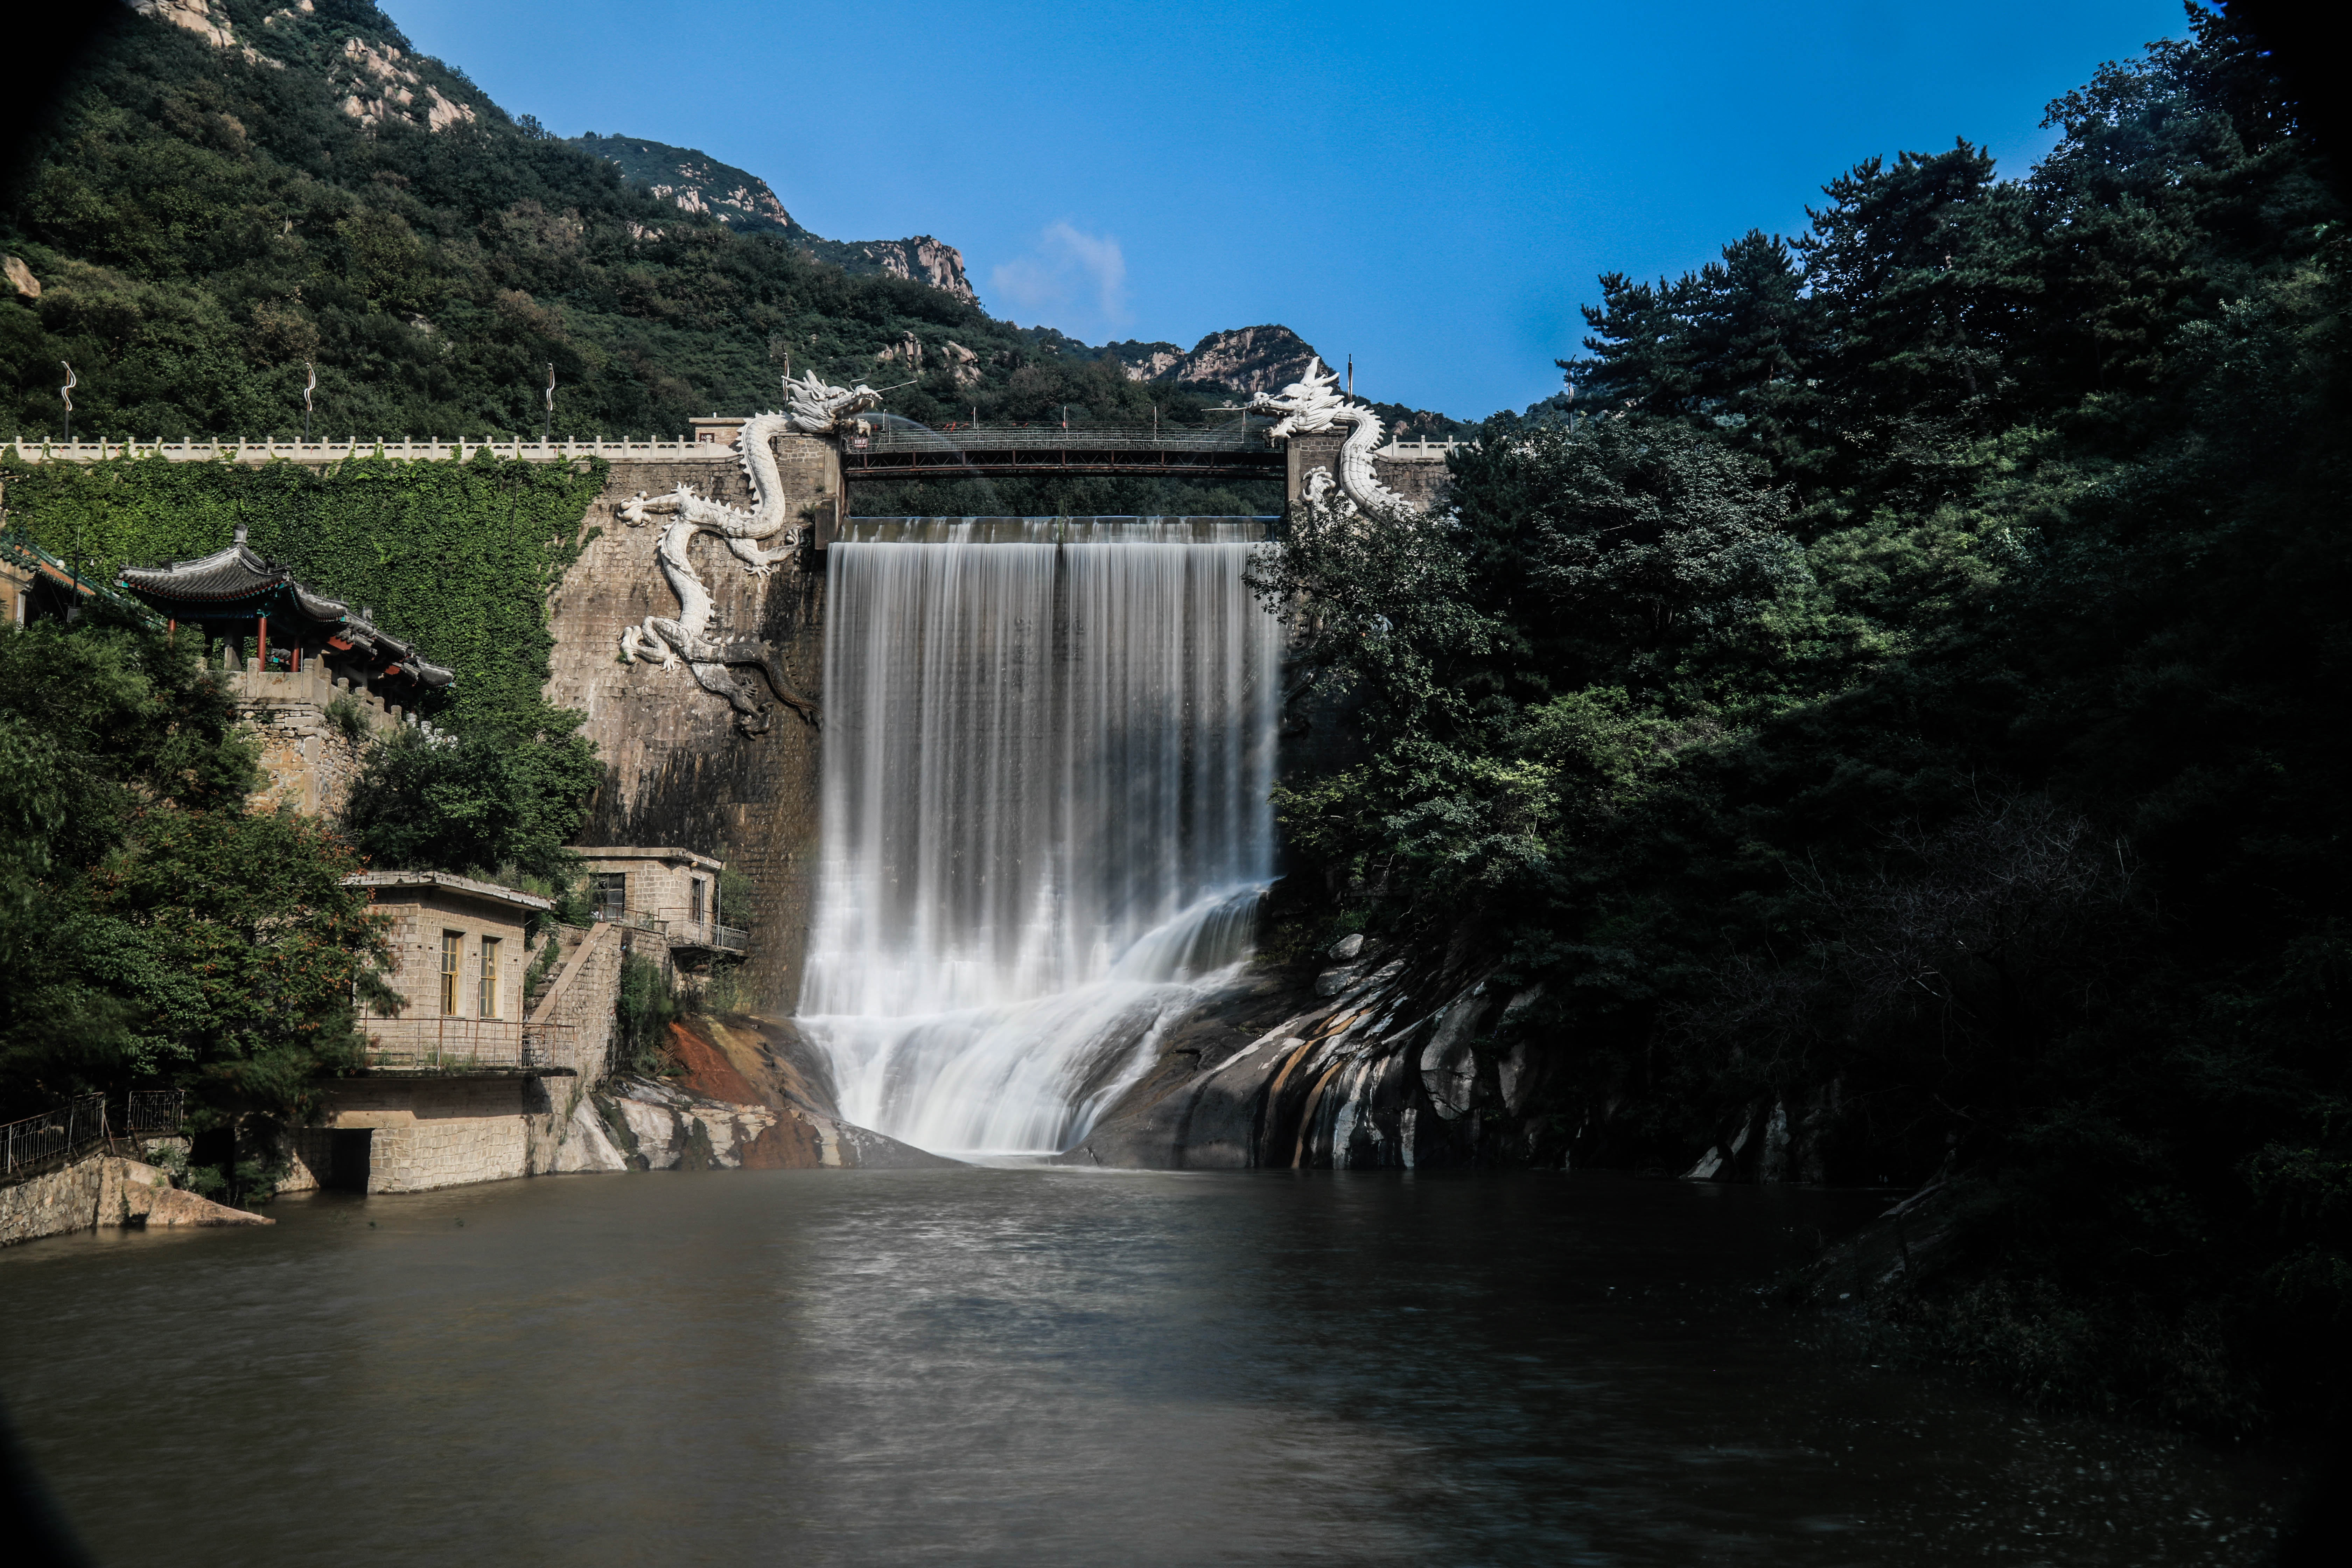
[796,520,1283,1156]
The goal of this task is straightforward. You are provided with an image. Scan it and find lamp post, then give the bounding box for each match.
[542,362,555,445]
[59,361,75,444]
[302,361,316,443]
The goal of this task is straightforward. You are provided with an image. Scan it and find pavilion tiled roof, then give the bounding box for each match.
[118,538,455,688]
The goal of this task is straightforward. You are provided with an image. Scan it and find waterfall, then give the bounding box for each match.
[796,519,1284,1156]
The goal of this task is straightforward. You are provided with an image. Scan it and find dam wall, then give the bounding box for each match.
[540,430,1454,1019]
[545,433,838,1011]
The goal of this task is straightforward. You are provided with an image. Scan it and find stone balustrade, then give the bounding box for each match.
[6,435,729,465]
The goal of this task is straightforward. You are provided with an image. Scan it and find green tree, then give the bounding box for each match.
[0,606,392,1179]
[340,717,601,883]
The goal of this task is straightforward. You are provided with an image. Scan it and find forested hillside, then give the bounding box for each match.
[0,0,1335,448]
[1261,10,2349,1434]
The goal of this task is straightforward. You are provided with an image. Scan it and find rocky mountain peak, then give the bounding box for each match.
[572,136,976,304]
[1109,325,1321,399]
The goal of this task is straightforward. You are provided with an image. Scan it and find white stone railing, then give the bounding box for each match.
[1374,439,1473,460]
[5,436,728,464]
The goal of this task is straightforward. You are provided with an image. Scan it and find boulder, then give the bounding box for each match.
[98,1161,271,1227]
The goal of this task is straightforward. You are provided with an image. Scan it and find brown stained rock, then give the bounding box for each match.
[665,1017,763,1105]
[652,1012,955,1169]
[662,1016,843,1168]
[737,1107,827,1169]
[4,255,37,300]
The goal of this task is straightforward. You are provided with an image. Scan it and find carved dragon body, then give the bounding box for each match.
[1248,356,1419,517]
[615,373,882,734]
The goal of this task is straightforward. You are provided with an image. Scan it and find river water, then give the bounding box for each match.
[0,1169,2290,1566]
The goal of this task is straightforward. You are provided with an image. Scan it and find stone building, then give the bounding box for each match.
[579,847,737,948]
[280,874,630,1195]
[348,871,548,1065]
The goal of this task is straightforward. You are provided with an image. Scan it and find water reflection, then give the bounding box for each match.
[0,1172,2294,1566]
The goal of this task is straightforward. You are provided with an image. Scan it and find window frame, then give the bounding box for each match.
[479,934,501,1020]
[439,931,462,1016]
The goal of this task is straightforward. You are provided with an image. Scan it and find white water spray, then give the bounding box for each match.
[796,519,1283,1156]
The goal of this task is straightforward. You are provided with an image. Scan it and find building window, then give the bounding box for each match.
[440,931,462,1015]
[691,877,705,925]
[590,873,626,921]
[479,935,501,1020]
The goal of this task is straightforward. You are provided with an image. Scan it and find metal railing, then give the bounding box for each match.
[123,1090,188,1138]
[712,924,750,953]
[595,908,669,937]
[852,419,1278,455]
[358,1017,579,1073]
[1,1090,187,1183]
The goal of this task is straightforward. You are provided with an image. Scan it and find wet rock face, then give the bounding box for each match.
[1066,932,1864,1181]
[1062,942,1540,1171]
[586,1015,957,1171]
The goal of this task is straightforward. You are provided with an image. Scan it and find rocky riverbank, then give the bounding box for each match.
[0,1155,272,1247]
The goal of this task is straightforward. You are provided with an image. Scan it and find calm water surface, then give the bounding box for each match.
[0,1169,2293,1566]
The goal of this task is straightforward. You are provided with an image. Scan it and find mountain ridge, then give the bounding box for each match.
[0,0,1464,444]
[569,133,978,306]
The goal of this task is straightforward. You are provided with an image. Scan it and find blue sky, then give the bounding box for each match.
[384,0,2191,419]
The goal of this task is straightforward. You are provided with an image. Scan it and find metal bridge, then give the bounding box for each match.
[838,418,1288,482]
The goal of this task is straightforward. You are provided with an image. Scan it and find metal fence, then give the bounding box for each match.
[854,419,1278,455]
[0,1090,187,1183]
[123,1090,188,1137]
[712,924,750,954]
[358,1017,579,1073]
[597,908,669,938]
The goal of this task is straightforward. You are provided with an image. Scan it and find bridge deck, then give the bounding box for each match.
[842,420,1287,482]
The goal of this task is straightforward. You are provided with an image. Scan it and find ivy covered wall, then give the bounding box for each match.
[0,451,604,724]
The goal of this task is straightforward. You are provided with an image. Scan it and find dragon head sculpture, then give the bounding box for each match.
[1248,356,1359,441]
[784,370,886,436]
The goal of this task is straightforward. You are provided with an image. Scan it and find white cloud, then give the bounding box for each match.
[988,220,1128,325]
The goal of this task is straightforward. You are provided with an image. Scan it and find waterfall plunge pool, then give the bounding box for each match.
[0,1168,2291,1566]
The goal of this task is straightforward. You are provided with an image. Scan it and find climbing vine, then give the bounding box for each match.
[0,450,605,725]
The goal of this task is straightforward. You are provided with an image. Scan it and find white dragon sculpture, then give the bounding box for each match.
[615,371,883,734]
[1248,355,1421,517]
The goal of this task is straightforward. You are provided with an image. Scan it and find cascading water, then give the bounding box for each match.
[795,518,1285,1156]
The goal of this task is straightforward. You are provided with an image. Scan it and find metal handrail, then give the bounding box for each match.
[712,924,750,953]
[853,420,1278,455]
[1,1090,186,1183]
[358,1017,579,1072]
[123,1090,187,1137]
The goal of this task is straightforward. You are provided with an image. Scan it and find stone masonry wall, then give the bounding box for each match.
[0,1157,104,1247]
[532,920,625,1080]
[1283,430,1454,514]
[230,666,389,817]
[547,436,836,1014]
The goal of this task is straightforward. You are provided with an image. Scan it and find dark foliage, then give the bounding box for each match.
[341,719,600,884]
[1261,11,2352,1435]
[0,604,391,1154]
[0,0,1318,519]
